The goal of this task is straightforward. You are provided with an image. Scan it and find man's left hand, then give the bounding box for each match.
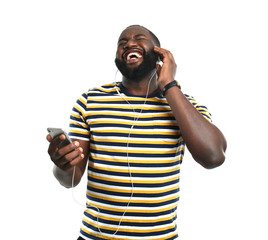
[154,46,177,90]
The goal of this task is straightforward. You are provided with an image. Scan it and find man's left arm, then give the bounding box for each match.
[154,46,227,169]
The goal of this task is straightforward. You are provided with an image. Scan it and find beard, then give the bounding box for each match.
[115,49,158,81]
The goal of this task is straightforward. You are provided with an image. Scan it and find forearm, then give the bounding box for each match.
[53,165,82,188]
[164,86,227,168]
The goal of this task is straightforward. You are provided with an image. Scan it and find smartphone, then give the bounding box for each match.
[47,127,72,148]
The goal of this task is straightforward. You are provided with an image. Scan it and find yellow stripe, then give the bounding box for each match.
[86,111,174,118]
[92,87,118,93]
[91,137,183,145]
[69,129,90,136]
[81,226,178,240]
[77,96,87,106]
[86,104,171,111]
[87,96,168,103]
[73,104,86,119]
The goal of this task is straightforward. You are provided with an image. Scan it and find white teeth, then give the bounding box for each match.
[127,52,142,60]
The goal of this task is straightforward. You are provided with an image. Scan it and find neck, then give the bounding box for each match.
[121,70,159,96]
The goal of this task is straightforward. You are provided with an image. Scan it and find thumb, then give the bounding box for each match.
[46,134,53,142]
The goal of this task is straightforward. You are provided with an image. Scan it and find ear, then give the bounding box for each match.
[156,63,162,77]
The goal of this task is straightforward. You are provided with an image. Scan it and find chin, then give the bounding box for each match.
[115,57,157,80]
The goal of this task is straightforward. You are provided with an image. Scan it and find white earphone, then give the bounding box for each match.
[72,69,158,236]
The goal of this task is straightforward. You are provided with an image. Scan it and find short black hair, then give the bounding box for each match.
[125,25,161,47]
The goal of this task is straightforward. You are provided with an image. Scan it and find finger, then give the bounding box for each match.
[51,141,80,161]
[47,134,65,155]
[66,147,85,168]
[154,46,165,60]
[56,147,84,170]
[154,46,170,55]
[46,134,52,142]
[154,46,173,62]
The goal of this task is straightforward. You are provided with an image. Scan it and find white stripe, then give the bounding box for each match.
[84,207,177,221]
[90,161,180,172]
[90,143,179,152]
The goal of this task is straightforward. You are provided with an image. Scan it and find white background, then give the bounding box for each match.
[1,0,268,239]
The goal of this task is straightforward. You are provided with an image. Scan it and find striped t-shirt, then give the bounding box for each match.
[69,82,212,240]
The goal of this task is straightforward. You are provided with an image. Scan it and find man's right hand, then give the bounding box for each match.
[47,134,84,171]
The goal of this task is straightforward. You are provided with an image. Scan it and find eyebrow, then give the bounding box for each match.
[118,34,147,43]
[135,34,146,38]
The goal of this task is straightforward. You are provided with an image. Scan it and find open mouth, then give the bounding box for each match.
[123,49,143,64]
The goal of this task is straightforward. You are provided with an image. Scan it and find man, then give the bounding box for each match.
[47,25,227,240]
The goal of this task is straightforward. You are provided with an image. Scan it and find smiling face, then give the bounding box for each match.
[115,26,159,80]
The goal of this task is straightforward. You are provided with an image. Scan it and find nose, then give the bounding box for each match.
[124,39,138,49]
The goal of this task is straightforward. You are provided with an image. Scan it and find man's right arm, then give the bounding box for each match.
[47,134,89,188]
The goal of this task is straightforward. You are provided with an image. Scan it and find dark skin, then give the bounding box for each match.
[47,26,227,188]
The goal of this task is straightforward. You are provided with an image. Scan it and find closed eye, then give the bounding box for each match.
[118,38,128,46]
[135,34,147,41]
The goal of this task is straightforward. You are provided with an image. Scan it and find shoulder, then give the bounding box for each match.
[77,83,118,101]
[184,94,207,108]
[86,83,118,96]
[76,83,120,107]
[184,93,212,122]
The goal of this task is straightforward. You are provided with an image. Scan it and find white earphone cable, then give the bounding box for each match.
[72,69,157,236]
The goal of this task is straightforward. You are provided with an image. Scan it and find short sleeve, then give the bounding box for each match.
[69,91,90,141]
[185,94,212,122]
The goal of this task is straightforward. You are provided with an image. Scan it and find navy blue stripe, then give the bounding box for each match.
[81,217,177,237]
[90,148,184,158]
[69,132,90,139]
[85,203,177,217]
[70,115,85,123]
[86,107,170,113]
[76,99,87,109]
[90,123,178,130]
[87,185,180,198]
[88,166,180,178]
[69,123,88,130]
[87,194,179,208]
[90,139,179,149]
[80,226,106,240]
[86,99,168,106]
